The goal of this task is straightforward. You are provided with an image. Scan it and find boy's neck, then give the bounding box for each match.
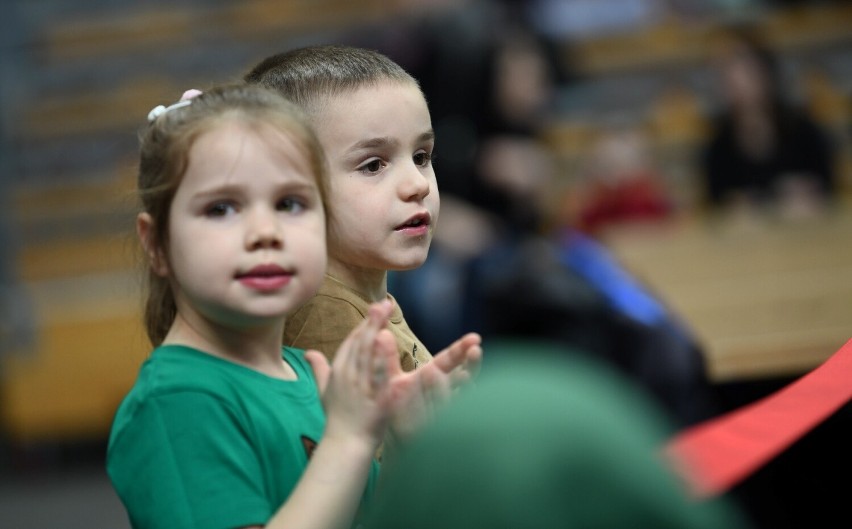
[326,260,388,302]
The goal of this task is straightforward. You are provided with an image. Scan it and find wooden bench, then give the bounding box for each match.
[604,208,852,382]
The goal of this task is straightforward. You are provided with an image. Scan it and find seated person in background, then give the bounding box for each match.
[701,27,837,219]
[574,122,674,236]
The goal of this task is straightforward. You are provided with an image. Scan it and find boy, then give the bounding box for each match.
[245,45,478,372]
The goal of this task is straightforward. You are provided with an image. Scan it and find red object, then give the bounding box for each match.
[663,337,852,497]
[578,173,672,234]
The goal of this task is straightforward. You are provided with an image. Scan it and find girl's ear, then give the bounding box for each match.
[137,212,169,277]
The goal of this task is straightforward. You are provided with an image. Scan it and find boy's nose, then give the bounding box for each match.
[400,162,431,201]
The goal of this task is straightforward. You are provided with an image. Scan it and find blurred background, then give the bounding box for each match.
[1,0,850,528]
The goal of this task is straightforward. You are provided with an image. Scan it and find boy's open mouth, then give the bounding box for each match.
[395,214,429,230]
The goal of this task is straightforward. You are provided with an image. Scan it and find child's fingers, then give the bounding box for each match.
[331,315,367,374]
[304,350,331,394]
[326,299,394,401]
[321,300,395,446]
[421,365,452,412]
[370,329,397,398]
[366,299,393,330]
[462,344,483,380]
[431,333,482,374]
[346,300,393,392]
[448,369,471,388]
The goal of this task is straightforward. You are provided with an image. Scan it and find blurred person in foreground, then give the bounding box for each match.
[365,341,753,529]
[701,26,837,220]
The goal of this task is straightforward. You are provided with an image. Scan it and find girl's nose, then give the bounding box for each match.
[245,208,283,250]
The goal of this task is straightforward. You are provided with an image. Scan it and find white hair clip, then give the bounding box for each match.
[147,99,193,123]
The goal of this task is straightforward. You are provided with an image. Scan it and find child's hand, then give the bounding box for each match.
[308,300,397,450]
[435,332,483,389]
[385,333,483,440]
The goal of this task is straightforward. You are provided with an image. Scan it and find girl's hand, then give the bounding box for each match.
[307,300,397,450]
[385,333,483,440]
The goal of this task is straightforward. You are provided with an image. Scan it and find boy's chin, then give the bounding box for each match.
[388,253,430,271]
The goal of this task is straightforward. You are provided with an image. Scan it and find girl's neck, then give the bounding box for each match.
[163,311,296,380]
[326,260,388,302]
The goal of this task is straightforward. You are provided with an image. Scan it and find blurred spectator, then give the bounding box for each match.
[700,26,837,219]
[367,343,753,529]
[574,121,675,236]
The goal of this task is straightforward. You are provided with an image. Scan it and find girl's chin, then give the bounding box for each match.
[219,306,298,327]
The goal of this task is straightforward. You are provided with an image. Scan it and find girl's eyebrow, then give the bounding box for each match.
[190,184,245,199]
[190,180,317,200]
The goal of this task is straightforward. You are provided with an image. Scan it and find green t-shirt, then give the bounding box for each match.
[107,344,378,529]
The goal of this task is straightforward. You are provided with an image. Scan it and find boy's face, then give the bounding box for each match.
[313,81,439,275]
[160,121,327,330]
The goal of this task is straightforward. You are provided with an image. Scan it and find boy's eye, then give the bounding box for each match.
[413,151,433,167]
[358,158,385,174]
[205,202,237,217]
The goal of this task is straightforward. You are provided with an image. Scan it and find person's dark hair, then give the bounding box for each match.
[716,26,788,126]
[137,83,327,345]
[244,44,420,118]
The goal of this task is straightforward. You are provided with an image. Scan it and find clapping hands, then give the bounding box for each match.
[305,301,482,446]
[384,332,482,440]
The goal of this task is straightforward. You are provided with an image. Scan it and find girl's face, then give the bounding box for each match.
[156,120,327,331]
[313,81,439,277]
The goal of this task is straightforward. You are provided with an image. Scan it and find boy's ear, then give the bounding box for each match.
[137,212,169,277]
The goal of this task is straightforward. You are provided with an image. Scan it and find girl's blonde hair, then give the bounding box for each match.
[137,83,327,346]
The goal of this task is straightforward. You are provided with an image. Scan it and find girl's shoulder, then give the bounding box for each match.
[282,346,314,380]
[137,344,314,397]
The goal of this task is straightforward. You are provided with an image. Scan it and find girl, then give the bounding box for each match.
[107,84,474,529]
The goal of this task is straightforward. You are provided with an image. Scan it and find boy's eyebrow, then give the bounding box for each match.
[348,137,395,152]
[347,130,436,153]
[418,130,436,143]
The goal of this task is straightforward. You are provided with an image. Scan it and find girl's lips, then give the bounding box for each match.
[236,264,292,291]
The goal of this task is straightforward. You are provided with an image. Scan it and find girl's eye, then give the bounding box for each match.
[277,196,306,214]
[205,202,236,217]
[413,151,433,167]
[358,158,385,175]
